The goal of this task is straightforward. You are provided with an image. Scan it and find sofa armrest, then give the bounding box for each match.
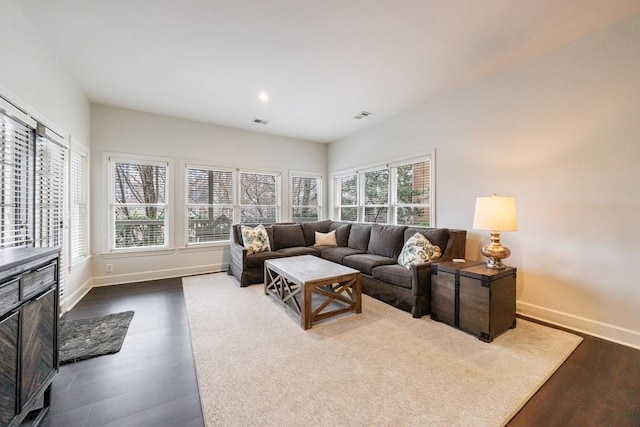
[410,261,434,297]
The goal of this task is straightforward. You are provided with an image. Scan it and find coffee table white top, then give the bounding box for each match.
[265,255,359,284]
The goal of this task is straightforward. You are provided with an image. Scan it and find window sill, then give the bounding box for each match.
[101,248,176,258]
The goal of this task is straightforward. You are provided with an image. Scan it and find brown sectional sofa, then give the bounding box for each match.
[228,220,466,318]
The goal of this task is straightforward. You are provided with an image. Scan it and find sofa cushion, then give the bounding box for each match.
[342,253,396,275]
[398,232,442,268]
[319,247,364,264]
[329,223,351,247]
[276,246,321,257]
[404,227,450,252]
[371,264,413,290]
[245,250,286,268]
[241,224,271,254]
[272,224,305,250]
[347,224,371,251]
[301,220,332,246]
[314,230,338,246]
[368,223,407,259]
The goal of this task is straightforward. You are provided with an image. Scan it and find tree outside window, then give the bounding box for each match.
[186,167,233,244]
[396,160,430,226]
[363,168,389,223]
[335,157,431,226]
[291,174,320,222]
[239,171,279,223]
[338,174,357,221]
[112,160,168,249]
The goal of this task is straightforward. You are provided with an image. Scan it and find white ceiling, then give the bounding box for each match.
[17,0,640,143]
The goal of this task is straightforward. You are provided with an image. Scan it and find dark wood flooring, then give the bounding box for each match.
[35,278,204,427]
[32,277,640,426]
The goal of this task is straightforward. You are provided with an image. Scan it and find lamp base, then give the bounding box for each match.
[481,231,511,269]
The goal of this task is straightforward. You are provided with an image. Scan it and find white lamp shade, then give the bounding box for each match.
[473,195,518,231]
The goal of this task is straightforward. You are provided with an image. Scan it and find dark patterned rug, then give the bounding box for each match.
[59,311,134,364]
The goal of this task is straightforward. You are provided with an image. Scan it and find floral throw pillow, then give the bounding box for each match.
[398,232,442,268]
[241,224,271,255]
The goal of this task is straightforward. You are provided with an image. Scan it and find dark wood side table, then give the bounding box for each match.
[431,260,516,342]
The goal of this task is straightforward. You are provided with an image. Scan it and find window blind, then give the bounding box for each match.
[291,174,320,222]
[186,166,234,244]
[0,110,34,248]
[34,128,68,305]
[239,171,279,223]
[70,149,88,263]
[363,168,389,223]
[395,159,431,226]
[337,174,357,221]
[112,159,168,249]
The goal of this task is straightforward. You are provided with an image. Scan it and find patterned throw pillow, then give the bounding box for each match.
[398,232,442,268]
[241,224,271,255]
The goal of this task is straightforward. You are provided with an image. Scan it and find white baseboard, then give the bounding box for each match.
[62,278,93,313]
[62,264,227,313]
[517,300,640,350]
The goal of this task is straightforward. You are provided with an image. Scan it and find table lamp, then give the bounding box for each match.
[472,195,518,269]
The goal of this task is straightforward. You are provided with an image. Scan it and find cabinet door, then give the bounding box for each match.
[431,272,456,325]
[20,288,56,409]
[458,276,490,339]
[0,312,19,426]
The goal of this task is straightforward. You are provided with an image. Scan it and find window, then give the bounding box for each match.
[363,168,389,223]
[239,170,280,224]
[2,96,70,310]
[336,174,357,221]
[0,107,34,248]
[291,173,321,222]
[395,160,431,226]
[335,156,432,226]
[70,147,89,265]
[34,130,67,248]
[186,166,234,244]
[110,157,169,250]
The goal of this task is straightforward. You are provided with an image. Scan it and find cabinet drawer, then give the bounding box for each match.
[22,261,57,300]
[0,277,20,317]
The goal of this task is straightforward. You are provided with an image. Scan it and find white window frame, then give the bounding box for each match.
[107,154,171,252]
[68,139,90,267]
[333,154,433,226]
[391,156,432,227]
[290,171,322,222]
[185,164,236,246]
[237,169,281,224]
[334,173,358,222]
[360,166,390,224]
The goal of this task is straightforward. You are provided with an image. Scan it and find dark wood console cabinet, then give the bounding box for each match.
[0,247,59,427]
[431,260,516,342]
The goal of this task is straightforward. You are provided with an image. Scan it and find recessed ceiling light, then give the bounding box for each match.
[259,91,269,103]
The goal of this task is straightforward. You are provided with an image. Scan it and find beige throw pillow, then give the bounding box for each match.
[314,230,338,246]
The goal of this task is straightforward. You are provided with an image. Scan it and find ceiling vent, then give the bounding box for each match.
[354,111,372,120]
[253,118,270,125]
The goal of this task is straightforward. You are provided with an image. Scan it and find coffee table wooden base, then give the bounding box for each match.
[264,256,362,330]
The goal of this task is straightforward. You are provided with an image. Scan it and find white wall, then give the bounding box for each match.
[0,0,92,310]
[328,16,640,348]
[90,104,327,286]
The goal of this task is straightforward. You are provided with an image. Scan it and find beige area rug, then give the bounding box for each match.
[183,273,582,427]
